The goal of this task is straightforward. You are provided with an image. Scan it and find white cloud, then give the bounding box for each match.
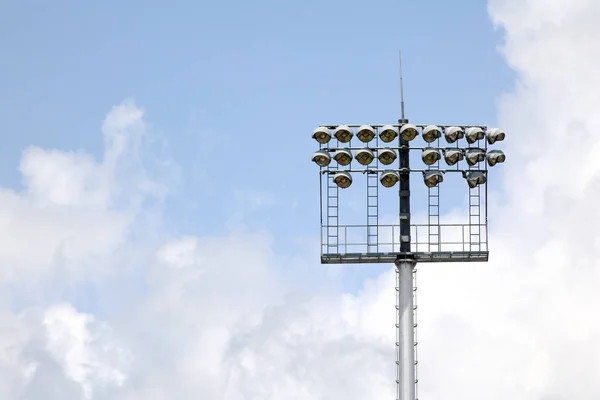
[409,0,600,397]
[0,100,157,283]
[43,303,129,399]
[0,100,167,399]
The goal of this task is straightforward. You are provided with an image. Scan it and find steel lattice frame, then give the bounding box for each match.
[317,123,493,264]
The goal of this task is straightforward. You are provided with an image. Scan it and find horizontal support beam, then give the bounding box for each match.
[319,146,486,151]
[321,251,489,264]
[320,124,488,129]
[321,169,487,174]
[321,223,486,228]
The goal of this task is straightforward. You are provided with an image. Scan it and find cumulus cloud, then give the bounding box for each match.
[0,98,402,399]
[410,1,600,398]
[42,304,129,399]
[0,100,167,399]
[0,100,159,284]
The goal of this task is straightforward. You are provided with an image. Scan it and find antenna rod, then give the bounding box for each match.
[399,51,406,122]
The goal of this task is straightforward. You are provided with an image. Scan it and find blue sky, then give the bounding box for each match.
[0,0,513,294]
[3,0,600,398]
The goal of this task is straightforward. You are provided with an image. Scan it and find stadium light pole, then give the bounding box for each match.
[310,59,506,400]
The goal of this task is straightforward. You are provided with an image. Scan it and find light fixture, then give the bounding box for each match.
[442,148,464,166]
[334,125,353,143]
[465,148,486,166]
[400,123,419,141]
[486,128,506,145]
[378,148,397,165]
[355,148,375,165]
[465,127,485,144]
[333,172,352,189]
[423,170,444,188]
[462,171,486,188]
[421,148,441,165]
[311,150,331,167]
[379,125,398,143]
[422,125,442,143]
[486,149,506,166]
[380,171,399,188]
[312,127,331,144]
[444,126,464,143]
[356,125,376,143]
[333,149,353,166]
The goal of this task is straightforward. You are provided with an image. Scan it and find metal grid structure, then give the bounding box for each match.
[318,123,491,263]
[311,121,505,400]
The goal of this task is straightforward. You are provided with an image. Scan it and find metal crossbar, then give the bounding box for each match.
[320,223,488,263]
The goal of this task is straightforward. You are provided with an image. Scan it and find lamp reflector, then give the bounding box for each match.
[423,170,444,188]
[380,171,400,188]
[486,149,506,166]
[422,125,442,143]
[465,148,486,166]
[311,150,331,167]
[333,172,353,189]
[334,125,353,143]
[379,125,398,143]
[333,149,353,166]
[421,148,441,165]
[486,128,506,145]
[355,149,375,166]
[444,126,464,143]
[442,148,464,166]
[377,148,397,165]
[399,123,419,141]
[312,127,331,144]
[462,171,487,188]
[356,125,376,143]
[465,127,485,144]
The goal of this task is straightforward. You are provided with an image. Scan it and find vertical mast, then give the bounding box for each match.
[399,50,406,122]
[396,50,418,400]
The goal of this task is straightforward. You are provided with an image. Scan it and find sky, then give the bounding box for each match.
[1,0,600,399]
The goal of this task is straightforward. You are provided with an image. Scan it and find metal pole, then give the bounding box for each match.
[396,115,416,400]
[396,258,416,400]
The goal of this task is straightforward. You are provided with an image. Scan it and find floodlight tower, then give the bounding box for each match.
[310,59,506,400]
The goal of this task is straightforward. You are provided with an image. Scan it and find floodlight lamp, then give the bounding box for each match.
[333,172,353,189]
[421,148,441,165]
[444,126,464,143]
[462,171,486,188]
[356,125,376,143]
[486,149,506,166]
[465,148,486,166]
[465,127,485,144]
[423,170,444,188]
[380,171,400,188]
[379,125,398,143]
[486,128,506,145]
[333,149,353,166]
[422,125,442,143]
[399,123,419,141]
[312,127,331,144]
[312,150,331,167]
[378,148,397,165]
[442,148,464,166]
[334,125,353,143]
[355,148,375,165]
